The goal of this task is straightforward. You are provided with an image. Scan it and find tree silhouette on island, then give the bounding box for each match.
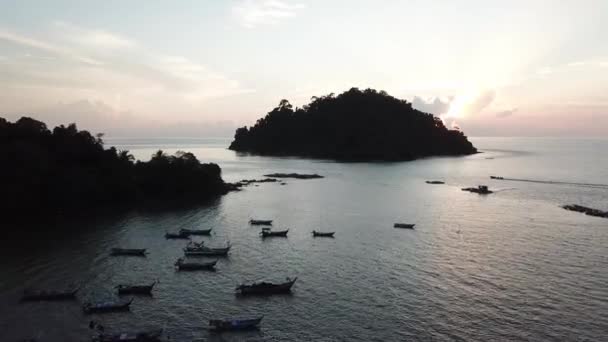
[0,117,231,221]
[230,88,477,161]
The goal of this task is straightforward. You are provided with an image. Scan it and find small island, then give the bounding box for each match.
[0,117,233,221]
[229,88,477,161]
[263,173,323,179]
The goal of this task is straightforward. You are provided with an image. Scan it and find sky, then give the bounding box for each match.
[1,0,607,137]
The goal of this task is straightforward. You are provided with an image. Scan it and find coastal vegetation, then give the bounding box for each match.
[0,117,231,220]
[229,88,477,161]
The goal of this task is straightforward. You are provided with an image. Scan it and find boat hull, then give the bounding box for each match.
[209,317,263,332]
[236,278,297,296]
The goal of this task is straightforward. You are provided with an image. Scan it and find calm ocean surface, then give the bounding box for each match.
[1,137,607,341]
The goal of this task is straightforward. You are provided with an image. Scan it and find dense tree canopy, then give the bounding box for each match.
[229,88,477,161]
[0,117,230,219]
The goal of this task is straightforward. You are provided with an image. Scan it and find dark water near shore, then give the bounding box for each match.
[1,137,607,341]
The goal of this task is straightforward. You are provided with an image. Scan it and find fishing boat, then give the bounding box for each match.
[490,176,504,180]
[179,228,212,236]
[249,219,273,225]
[21,286,80,301]
[425,180,445,184]
[183,241,205,252]
[165,231,191,239]
[462,185,493,194]
[236,277,297,296]
[209,316,263,332]
[174,258,217,271]
[394,223,415,229]
[312,230,335,237]
[116,281,156,295]
[110,248,146,256]
[184,242,231,257]
[260,228,288,238]
[92,328,163,342]
[83,298,133,314]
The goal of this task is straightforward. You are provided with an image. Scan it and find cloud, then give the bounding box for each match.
[233,0,305,28]
[0,22,252,122]
[411,96,453,115]
[0,29,102,65]
[496,108,517,118]
[52,21,135,50]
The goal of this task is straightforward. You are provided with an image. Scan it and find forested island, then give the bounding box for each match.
[229,88,477,161]
[0,117,232,220]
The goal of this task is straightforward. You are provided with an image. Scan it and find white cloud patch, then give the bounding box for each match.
[52,21,135,50]
[0,22,252,123]
[496,108,518,118]
[233,0,305,28]
[411,96,453,115]
[0,29,102,65]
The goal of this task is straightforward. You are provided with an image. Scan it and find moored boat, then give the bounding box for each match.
[174,258,217,271]
[394,223,415,229]
[260,228,288,238]
[236,277,297,296]
[425,180,445,184]
[116,281,156,295]
[183,241,205,252]
[21,286,80,302]
[312,230,335,237]
[110,248,147,256]
[249,219,273,225]
[179,228,212,236]
[462,185,493,194]
[184,242,231,257]
[92,328,163,342]
[165,231,191,239]
[209,316,263,332]
[83,298,133,314]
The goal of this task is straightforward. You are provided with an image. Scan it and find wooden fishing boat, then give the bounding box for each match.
[83,298,133,314]
[183,241,205,252]
[179,228,212,236]
[21,286,80,301]
[249,219,273,225]
[174,258,217,271]
[92,328,163,342]
[236,277,297,296]
[165,231,190,239]
[394,223,415,229]
[260,228,288,238]
[461,185,493,194]
[184,242,231,257]
[312,230,335,237]
[116,281,156,295]
[110,248,146,256]
[209,316,263,332]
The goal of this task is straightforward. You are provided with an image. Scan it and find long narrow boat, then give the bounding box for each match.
[184,243,231,257]
[110,248,147,256]
[116,281,156,295]
[260,228,288,238]
[209,316,263,332]
[179,228,212,236]
[21,286,80,301]
[249,219,273,225]
[394,223,415,229]
[312,230,335,237]
[165,231,191,239]
[236,277,297,296]
[184,241,205,251]
[83,298,133,314]
[92,328,163,342]
[174,258,217,271]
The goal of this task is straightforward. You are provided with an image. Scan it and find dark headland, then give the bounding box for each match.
[0,117,233,221]
[229,88,477,161]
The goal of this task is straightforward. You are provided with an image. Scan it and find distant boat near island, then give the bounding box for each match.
[249,219,273,225]
[394,223,416,229]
